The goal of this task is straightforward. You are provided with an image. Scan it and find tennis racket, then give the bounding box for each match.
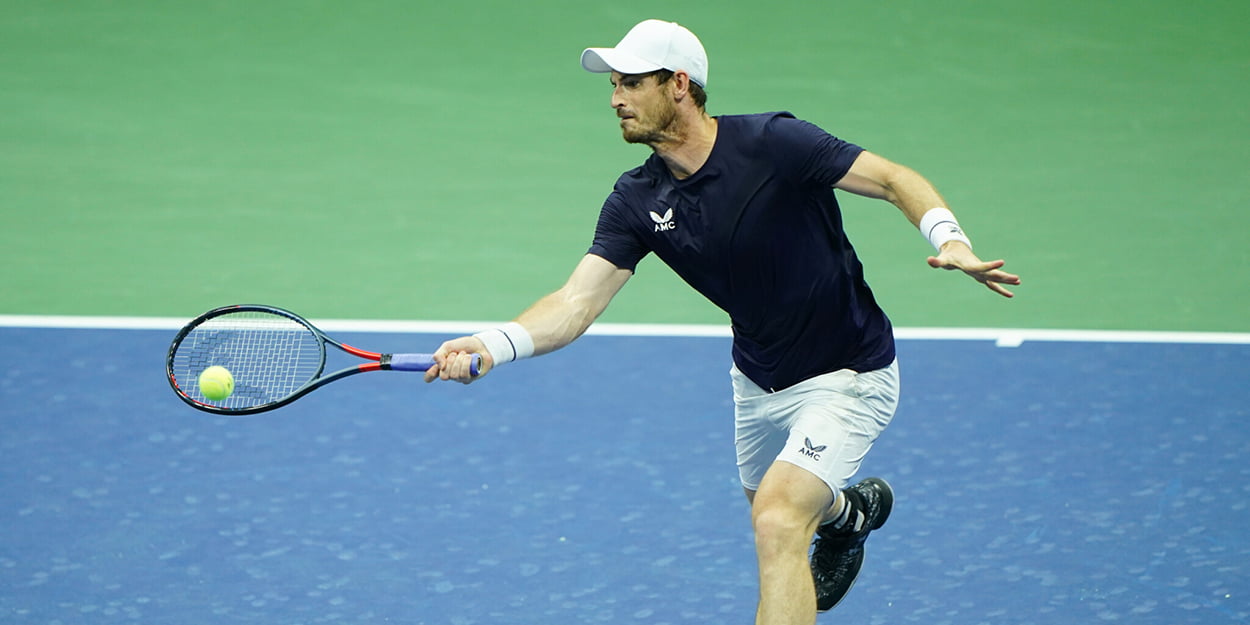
[166,304,479,415]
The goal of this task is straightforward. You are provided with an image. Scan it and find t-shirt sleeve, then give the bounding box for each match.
[765,114,864,187]
[587,189,650,272]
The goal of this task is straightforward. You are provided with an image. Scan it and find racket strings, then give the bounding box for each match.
[172,311,323,409]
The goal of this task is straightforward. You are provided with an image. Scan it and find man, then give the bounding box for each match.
[425,19,1020,625]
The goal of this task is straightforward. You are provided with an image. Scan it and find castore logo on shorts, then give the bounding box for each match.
[799,437,827,461]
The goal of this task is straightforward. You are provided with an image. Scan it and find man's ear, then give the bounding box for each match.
[671,70,692,102]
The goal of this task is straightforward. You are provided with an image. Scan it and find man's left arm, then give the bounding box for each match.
[835,150,1021,298]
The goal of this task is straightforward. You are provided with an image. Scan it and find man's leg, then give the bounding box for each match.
[749,460,834,625]
[733,361,900,622]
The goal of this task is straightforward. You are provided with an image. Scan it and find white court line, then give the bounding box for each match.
[0,314,1248,346]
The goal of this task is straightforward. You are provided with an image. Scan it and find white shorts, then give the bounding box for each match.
[733,360,900,495]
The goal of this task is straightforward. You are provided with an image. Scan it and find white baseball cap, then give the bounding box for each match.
[581,19,709,88]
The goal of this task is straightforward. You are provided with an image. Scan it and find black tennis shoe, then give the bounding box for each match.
[810,477,894,612]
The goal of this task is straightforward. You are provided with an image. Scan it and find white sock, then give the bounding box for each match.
[823,492,852,528]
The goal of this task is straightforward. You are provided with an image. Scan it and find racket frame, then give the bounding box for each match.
[166,304,453,415]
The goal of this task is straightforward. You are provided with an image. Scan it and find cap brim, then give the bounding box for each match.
[581,47,663,75]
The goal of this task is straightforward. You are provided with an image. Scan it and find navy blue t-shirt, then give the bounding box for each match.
[588,112,895,391]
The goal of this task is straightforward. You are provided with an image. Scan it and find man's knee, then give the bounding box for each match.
[751,463,836,552]
[751,495,823,555]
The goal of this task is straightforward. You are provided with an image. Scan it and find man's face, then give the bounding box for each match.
[610,71,677,145]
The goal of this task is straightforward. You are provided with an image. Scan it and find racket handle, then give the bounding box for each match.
[388,353,481,376]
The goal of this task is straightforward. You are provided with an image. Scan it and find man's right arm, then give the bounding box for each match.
[425,253,632,383]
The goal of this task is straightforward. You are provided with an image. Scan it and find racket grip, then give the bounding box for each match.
[388,353,481,376]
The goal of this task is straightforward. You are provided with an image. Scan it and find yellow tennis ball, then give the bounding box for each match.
[198,365,235,401]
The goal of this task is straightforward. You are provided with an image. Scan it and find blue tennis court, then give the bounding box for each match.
[1,326,1247,624]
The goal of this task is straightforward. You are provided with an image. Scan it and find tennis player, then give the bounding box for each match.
[426,19,1020,625]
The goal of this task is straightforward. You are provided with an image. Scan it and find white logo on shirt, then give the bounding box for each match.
[650,208,676,232]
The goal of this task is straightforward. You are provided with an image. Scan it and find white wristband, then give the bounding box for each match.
[919,207,972,251]
[473,322,535,365]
